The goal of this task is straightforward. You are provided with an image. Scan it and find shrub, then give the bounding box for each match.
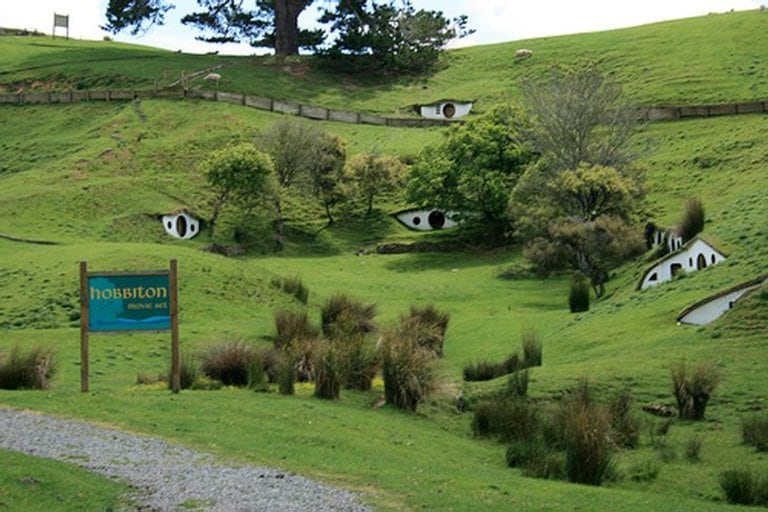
[506,370,529,399]
[166,352,197,390]
[199,340,260,387]
[742,414,768,452]
[0,344,56,390]
[272,351,296,395]
[720,469,768,506]
[609,389,640,449]
[313,343,342,400]
[523,451,566,480]
[521,329,542,367]
[403,304,450,357]
[685,436,702,462]
[471,397,539,442]
[561,381,613,486]
[679,197,705,243]
[627,460,660,482]
[321,294,376,339]
[337,335,379,391]
[568,277,590,313]
[137,373,165,385]
[273,310,319,349]
[248,356,270,392]
[463,353,521,382]
[671,360,720,420]
[506,439,549,469]
[463,360,500,382]
[380,327,435,411]
[399,316,444,359]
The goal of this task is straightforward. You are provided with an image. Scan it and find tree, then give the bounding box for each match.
[406,106,534,239]
[510,65,650,296]
[519,62,648,172]
[345,153,404,214]
[203,143,276,238]
[259,118,325,187]
[102,0,172,35]
[307,133,347,224]
[104,0,321,55]
[320,0,472,72]
[181,0,323,55]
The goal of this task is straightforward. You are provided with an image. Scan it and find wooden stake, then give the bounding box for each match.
[170,259,181,393]
[79,261,89,393]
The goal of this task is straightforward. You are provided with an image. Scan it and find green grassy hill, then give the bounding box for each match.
[1,10,768,512]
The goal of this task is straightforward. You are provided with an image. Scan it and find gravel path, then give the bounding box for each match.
[0,408,371,511]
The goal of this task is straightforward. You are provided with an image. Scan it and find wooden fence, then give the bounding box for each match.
[0,88,766,127]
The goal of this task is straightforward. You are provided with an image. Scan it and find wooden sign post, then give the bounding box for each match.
[79,260,180,393]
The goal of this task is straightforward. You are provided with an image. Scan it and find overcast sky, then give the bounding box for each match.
[1,0,763,55]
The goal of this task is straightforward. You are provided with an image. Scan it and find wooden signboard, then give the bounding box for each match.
[53,13,69,39]
[79,260,180,393]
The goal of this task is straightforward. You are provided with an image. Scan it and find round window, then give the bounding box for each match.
[428,210,446,229]
[442,103,456,119]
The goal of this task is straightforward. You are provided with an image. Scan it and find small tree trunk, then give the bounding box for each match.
[272,196,285,251]
[324,200,335,225]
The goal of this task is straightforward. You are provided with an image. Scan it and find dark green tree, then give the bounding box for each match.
[104,0,321,55]
[307,134,348,224]
[203,143,277,238]
[320,0,472,72]
[345,153,404,214]
[406,106,534,239]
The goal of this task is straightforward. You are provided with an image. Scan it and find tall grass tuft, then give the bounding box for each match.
[679,197,705,242]
[200,340,260,387]
[273,310,319,349]
[742,414,768,452]
[561,381,614,486]
[167,352,197,390]
[403,304,450,357]
[337,335,379,391]
[568,277,590,313]
[273,350,296,395]
[380,326,435,411]
[321,294,377,339]
[720,469,768,506]
[506,369,529,399]
[609,389,640,449]
[471,397,539,442]
[271,275,309,303]
[522,328,542,367]
[671,360,720,420]
[463,353,521,381]
[313,343,342,400]
[0,344,56,390]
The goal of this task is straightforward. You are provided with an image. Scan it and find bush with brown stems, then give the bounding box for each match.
[273,310,319,349]
[0,344,56,390]
[321,294,376,339]
[199,340,261,387]
[671,360,720,420]
[402,304,450,357]
[609,389,641,449]
[380,326,435,411]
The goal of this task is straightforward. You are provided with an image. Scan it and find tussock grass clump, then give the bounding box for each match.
[337,335,379,391]
[506,369,529,399]
[608,389,640,449]
[463,353,521,382]
[685,436,702,462]
[166,352,198,390]
[313,343,342,400]
[0,344,56,390]
[671,360,720,420]
[742,414,768,452]
[137,373,165,385]
[273,310,319,349]
[403,304,450,357]
[271,275,309,304]
[561,381,614,486]
[521,329,542,368]
[720,469,768,506]
[200,340,261,387]
[568,278,590,313]
[679,197,705,243]
[471,397,539,442]
[321,294,377,339]
[380,327,435,411]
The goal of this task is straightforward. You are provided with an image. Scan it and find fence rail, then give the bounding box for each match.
[0,88,766,127]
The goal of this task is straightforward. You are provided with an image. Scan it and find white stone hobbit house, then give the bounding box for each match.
[413,100,474,120]
[161,210,202,240]
[638,235,727,290]
[394,208,462,231]
[677,274,768,325]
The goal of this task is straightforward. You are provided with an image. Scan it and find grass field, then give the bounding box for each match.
[1,10,768,512]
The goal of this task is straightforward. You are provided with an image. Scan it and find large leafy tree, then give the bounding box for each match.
[320,0,472,72]
[406,106,534,238]
[510,64,650,296]
[103,0,321,55]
